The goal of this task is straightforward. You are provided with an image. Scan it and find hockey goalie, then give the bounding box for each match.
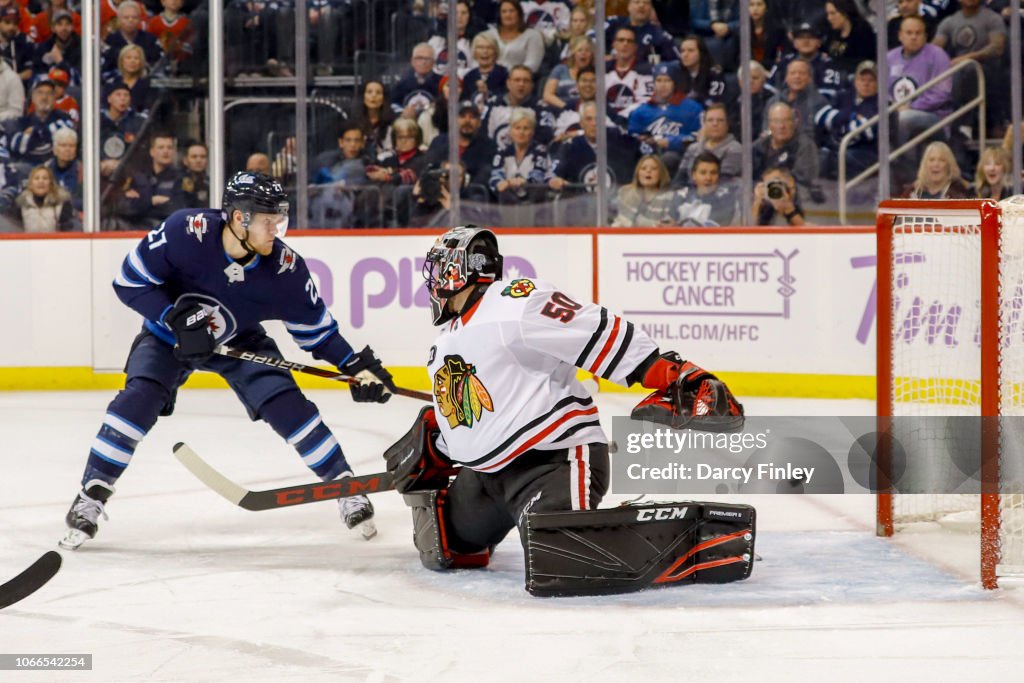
[384,226,755,596]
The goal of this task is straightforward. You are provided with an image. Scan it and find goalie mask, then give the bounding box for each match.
[423,226,503,325]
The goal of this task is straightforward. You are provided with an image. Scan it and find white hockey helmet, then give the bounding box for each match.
[423,225,503,325]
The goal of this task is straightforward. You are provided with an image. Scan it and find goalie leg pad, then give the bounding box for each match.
[404,490,491,571]
[522,501,755,597]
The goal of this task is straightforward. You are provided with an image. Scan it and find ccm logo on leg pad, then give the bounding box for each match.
[636,506,688,522]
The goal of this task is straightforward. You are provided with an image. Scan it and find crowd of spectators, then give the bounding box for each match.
[1,0,1022,231]
[302,0,1024,228]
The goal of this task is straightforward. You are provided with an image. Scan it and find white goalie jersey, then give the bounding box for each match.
[428,277,657,473]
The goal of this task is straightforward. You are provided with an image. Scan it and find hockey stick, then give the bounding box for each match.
[175,442,401,511]
[214,346,433,402]
[0,551,61,610]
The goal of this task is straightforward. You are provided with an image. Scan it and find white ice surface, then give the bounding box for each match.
[2,390,1024,682]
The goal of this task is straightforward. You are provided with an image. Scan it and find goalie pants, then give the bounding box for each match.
[443,443,610,555]
[81,328,351,486]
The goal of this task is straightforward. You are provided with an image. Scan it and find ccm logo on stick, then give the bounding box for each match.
[636,506,689,522]
[274,477,385,506]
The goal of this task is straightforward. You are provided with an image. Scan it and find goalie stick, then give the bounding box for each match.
[175,442,407,511]
[0,551,61,609]
[214,346,433,402]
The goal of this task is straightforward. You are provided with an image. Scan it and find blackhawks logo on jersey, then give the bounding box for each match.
[501,278,535,298]
[434,355,493,429]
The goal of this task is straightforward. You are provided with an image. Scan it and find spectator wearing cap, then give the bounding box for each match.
[0,6,35,82]
[676,102,742,186]
[390,43,442,120]
[772,22,843,102]
[463,33,508,110]
[690,0,740,71]
[605,25,653,121]
[0,0,32,39]
[30,0,81,45]
[814,60,880,179]
[0,45,22,121]
[43,67,78,123]
[764,57,829,139]
[147,0,193,73]
[887,15,951,147]
[424,100,497,189]
[604,0,678,65]
[45,126,81,211]
[33,9,81,81]
[627,63,703,176]
[102,1,164,77]
[99,79,147,179]
[6,78,73,168]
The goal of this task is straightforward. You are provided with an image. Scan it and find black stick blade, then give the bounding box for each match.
[0,551,62,609]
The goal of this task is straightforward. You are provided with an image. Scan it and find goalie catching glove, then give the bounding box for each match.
[384,406,458,493]
[630,351,744,432]
[341,346,396,403]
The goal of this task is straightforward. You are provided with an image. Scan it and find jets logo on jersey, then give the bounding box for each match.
[502,278,536,298]
[278,246,297,274]
[186,214,208,242]
[891,76,918,103]
[434,355,494,429]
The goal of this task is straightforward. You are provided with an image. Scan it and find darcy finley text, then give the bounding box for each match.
[626,462,815,485]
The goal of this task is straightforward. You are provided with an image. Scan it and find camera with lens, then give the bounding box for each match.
[417,164,449,204]
[766,179,789,201]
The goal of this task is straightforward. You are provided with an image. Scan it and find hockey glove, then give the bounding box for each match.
[631,352,744,432]
[165,302,217,366]
[384,406,456,493]
[342,346,396,403]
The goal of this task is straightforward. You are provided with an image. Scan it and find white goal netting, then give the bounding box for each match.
[884,197,1024,578]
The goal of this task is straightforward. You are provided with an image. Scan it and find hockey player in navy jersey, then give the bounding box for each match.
[383,226,752,595]
[60,171,395,550]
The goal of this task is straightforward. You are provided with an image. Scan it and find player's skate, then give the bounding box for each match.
[59,479,115,550]
[338,473,376,540]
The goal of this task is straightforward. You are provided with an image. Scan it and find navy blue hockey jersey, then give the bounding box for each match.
[112,208,355,367]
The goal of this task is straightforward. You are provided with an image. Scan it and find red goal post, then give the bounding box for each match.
[874,198,1020,589]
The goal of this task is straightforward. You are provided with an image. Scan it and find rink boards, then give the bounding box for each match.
[0,227,876,398]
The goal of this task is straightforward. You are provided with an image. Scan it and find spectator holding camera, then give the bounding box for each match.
[753,101,822,204]
[754,166,806,226]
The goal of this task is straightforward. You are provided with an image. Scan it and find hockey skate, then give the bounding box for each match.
[338,473,376,540]
[59,479,115,550]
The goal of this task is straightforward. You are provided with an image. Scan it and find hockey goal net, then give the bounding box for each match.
[876,198,1024,589]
